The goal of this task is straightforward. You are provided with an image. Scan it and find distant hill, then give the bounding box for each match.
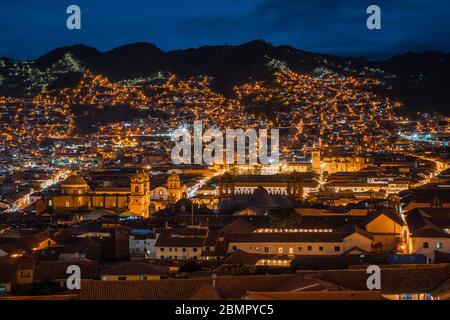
[1,40,449,115]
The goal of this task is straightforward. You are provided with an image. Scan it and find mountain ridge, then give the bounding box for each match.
[1,40,450,115]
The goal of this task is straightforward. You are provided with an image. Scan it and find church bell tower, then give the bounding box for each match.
[312,148,322,173]
[128,170,151,217]
[287,172,304,203]
[219,172,235,203]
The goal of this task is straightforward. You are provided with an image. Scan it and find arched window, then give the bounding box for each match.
[423,242,429,249]
[437,242,443,249]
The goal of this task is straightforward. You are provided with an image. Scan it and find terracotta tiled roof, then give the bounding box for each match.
[431,278,450,297]
[78,279,212,300]
[222,250,260,266]
[203,230,220,247]
[214,275,292,299]
[245,291,385,300]
[299,264,450,294]
[155,228,207,247]
[411,228,450,238]
[80,274,295,300]
[35,261,97,281]
[274,273,345,292]
[189,286,222,300]
[221,218,257,234]
[0,231,52,254]
[17,266,448,300]
[406,208,450,238]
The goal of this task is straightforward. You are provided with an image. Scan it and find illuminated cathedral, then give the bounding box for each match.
[311,148,374,174]
[39,171,186,217]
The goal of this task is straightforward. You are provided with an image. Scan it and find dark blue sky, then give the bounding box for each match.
[1,0,450,60]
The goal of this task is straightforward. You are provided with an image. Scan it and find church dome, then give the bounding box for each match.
[246,187,277,208]
[174,198,193,213]
[62,173,88,186]
[61,172,89,195]
[253,186,269,197]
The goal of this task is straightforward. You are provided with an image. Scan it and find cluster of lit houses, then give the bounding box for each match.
[0,147,449,300]
[1,66,450,300]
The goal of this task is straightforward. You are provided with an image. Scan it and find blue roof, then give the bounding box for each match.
[386,254,428,264]
[130,228,154,234]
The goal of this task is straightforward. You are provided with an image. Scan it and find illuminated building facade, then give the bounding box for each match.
[312,148,374,174]
[218,172,317,203]
[128,171,151,217]
[41,171,186,217]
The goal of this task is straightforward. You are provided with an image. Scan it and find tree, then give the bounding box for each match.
[179,261,202,273]
[268,208,300,229]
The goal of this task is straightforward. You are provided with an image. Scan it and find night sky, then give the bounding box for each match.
[1,0,450,60]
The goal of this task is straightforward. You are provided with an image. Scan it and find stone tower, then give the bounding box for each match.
[312,148,322,173]
[287,172,304,202]
[128,170,150,217]
[167,172,182,202]
[219,172,235,202]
